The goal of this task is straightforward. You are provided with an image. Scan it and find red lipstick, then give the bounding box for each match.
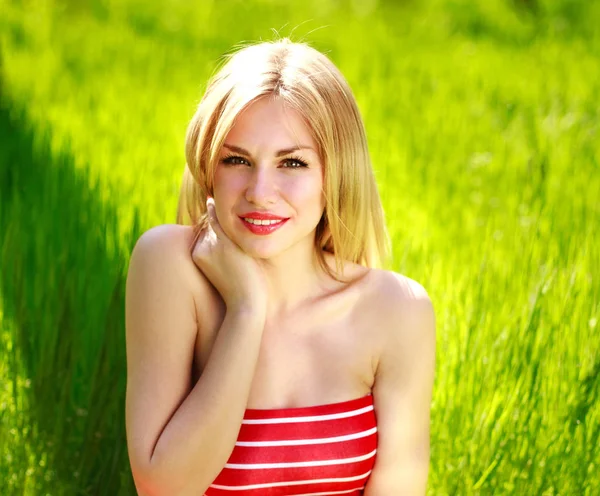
[240,212,289,220]
[238,211,290,235]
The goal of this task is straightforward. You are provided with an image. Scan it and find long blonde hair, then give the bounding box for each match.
[177,38,391,280]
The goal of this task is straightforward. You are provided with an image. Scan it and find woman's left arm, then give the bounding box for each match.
[364,275,437,496]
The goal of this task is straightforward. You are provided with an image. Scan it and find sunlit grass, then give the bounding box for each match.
[0,0,598,494]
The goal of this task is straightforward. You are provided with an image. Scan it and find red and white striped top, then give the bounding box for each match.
[205,394,378,496]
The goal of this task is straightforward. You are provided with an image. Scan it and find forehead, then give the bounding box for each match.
[225,96,316,152]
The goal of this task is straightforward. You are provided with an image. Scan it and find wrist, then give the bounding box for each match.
[226,300,267,320]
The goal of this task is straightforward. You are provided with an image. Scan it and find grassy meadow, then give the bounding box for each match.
[1,0,599,494]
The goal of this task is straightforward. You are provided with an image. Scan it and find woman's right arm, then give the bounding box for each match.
[125,225,266,496]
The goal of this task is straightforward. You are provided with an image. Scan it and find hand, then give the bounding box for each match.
[192,198,268,316]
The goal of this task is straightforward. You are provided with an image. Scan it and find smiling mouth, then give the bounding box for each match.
[242,218,286,225]
[239,216,290,235]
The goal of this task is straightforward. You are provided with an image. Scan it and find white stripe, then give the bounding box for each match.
[209,470,372,491]
[236,426,377,447]
[242,405,374,425]
[224,449,376,470]
[293,487,365,496]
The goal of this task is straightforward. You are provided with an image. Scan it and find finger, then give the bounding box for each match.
[206,198,225,238]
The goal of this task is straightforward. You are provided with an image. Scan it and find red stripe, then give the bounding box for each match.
[211,458,375,486]
[242,394,373,420]
[238,411,375,442]
[207,482,366,496]
[205,394,377,496]
[207,484,365,496]
[228,433,377,464]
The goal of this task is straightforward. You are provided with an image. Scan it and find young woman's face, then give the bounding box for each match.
[213,96,325,260]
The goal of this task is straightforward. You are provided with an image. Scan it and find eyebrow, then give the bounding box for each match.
[223,143,315,157]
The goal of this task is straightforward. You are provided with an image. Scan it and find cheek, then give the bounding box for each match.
[304,183,325,215]
[286,175,323,200]
[213,169,244,198]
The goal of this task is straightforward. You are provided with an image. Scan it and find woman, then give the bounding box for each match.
[125,38,436,496]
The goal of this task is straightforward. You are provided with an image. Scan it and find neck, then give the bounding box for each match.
[257,246,335,320]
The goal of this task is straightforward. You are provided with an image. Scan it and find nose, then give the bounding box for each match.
[245,167,277,206]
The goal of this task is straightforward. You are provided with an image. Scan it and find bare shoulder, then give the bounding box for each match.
[129,223,208,291]
[131,223,196,263]
[363,268,432,306]
[363,269,436,347]
[371,269,429,298]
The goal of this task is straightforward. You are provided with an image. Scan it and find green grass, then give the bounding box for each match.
[1,0,598,494]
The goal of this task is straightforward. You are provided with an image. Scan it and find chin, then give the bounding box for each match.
[236,238,288,260]
[226,217,318,260]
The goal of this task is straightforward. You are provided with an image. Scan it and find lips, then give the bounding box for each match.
[240,211,289,221]
[238,215,289,235]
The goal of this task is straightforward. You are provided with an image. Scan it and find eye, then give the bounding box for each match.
[283,156,308,169]
[220,154,308,169]
[220,155,249,166]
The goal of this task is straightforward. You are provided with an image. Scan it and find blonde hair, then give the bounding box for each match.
[177,38,391,280]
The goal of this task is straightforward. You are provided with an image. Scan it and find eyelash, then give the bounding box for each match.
[220,154,309,169]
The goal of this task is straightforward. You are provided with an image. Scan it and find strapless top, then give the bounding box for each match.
[204,394,378,495]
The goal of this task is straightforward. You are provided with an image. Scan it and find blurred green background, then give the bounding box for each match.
[1,0,598,494]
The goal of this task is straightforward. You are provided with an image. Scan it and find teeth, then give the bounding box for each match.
[244,218,284,226]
